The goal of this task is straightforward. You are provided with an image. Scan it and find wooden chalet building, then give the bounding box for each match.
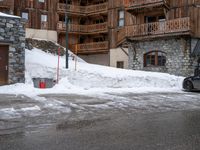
[0,0,200,75]
[0,0,14,14]
[57,0,110,66]
[115,0,200,76]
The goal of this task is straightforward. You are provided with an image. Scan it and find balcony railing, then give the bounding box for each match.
[86,3,108,14]
[57,2,108,15]
[69,41,109,54]
[57,3,84,13]
[57,22,108,33]
[0,0,10,8]
[124,0,169,10]
[117,17,191,44]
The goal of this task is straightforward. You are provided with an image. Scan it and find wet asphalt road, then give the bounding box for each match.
[0,92,200,150]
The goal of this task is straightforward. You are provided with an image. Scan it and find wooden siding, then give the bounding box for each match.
[112,0,200,47]
[167,0,200,38]
[14,0,57,30]
[2,0,199,51]
[0,0,14,14]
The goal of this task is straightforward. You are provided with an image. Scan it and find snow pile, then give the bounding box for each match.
[0,48,184,96]
[0,12,20,18]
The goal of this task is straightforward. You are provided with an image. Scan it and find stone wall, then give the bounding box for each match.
[0,15,25,84]
[25,38,65,56]
[128,37,194,76]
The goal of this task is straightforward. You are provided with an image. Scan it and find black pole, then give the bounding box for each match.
[65,0,69,69]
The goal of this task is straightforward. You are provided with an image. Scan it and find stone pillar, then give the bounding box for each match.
[0,14,25,84]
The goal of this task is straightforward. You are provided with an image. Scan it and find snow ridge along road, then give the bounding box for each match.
[0,48,184,97]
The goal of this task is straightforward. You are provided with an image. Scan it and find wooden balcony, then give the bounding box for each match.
[117,17,191,44]
[69,41,109,54]
[57,22,108,34]
[57,3,84,14]
[0,0,11,8]
[41,21,48,30]
[57,2,108,15]
[86,3,108,15]
[124,0,169,13]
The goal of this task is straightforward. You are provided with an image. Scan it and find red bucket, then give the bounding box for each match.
[39,79,46,89]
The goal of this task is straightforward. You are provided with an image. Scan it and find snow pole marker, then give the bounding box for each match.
[57,47,60,84]
[75,44,78,71]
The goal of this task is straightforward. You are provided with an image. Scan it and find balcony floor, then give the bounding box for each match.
[126,1,170,14]
[126,31,192,41]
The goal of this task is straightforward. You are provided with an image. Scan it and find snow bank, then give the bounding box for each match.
[0,48,184,97]
[0,12,20,18]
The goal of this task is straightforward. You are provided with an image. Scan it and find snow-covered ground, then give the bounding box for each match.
[0,47,194,121]
[0,48,184,97]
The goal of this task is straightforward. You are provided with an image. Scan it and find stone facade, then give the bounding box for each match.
[25,38,65,56]
[128,37,196,76]
[0,14,25,84]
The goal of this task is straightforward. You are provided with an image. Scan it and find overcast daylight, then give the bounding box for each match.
[0,0,200,150]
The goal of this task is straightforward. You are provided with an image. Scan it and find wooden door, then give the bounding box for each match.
[0,45,8,85]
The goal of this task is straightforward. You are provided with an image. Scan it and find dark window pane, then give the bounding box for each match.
[117,61,124,68]
[144,51,166,67]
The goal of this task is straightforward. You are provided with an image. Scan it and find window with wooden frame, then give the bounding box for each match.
[118,10,125,27]
[41,14,48,29]
[41,14,47,22]
[38,0,45,3]
[117,61,124,68]
[21,12,29,20]
[144,51,166,67]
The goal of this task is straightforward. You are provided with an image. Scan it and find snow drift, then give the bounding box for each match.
[0,48,184,96]
[26,48,183,89]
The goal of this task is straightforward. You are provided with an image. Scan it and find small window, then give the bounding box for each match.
[117,61,124,68]
[38,0,45,2]
[22,12,29,20]
[41,14,47,22]
[144,51,166,67]
[118,10,125,27]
